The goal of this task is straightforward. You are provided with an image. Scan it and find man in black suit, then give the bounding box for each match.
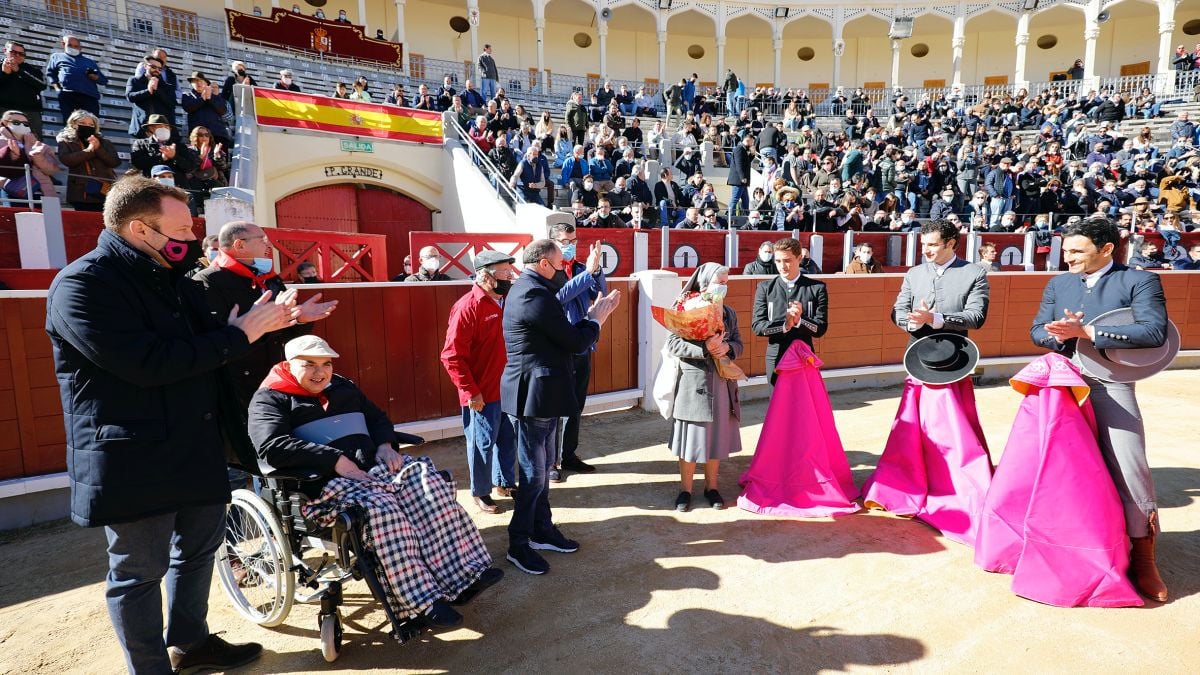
[501,240,621,575]
[1031,216,1169,602]
[727,134,753,222]
[751,237,829,384]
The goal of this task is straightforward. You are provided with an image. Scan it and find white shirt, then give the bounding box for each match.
[782,270,802,293]
[1083,260,1113,288]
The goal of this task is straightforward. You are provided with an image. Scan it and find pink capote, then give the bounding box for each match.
[738,341,860,517]
[974,353,1143,608]
[860,376,993,547]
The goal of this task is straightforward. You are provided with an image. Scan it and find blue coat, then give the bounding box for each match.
[47,51,108,99]
[1030,263,1168,356]
[181,89,230,141]
[501,270,601,419]
[125,73,177,137]
[558,155,591,187]
[556,259,606,354]
[46,230,253,526]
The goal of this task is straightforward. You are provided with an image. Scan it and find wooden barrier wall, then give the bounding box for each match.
[1,273,1197,481]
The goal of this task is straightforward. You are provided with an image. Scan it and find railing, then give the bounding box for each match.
[444,116,525,210]
[1099,73,1160,96]
[271,227,390,282]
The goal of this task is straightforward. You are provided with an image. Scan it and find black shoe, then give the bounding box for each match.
[704,489,725,510]
[506,545,550,575]
[451,567,505,606]
[548,468,564,484]
[561,456,596,473]
[674,491,692,512]
[168,633,262,674]
[422,599,463,629]
[529,527,580,553]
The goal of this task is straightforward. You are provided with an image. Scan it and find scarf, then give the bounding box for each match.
[209,250,278,290]
[260,361,328,409]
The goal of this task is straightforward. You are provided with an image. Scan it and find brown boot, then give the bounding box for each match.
[1129,513,1168,602]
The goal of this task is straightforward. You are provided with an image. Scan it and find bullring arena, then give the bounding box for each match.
[1,0,1199,672]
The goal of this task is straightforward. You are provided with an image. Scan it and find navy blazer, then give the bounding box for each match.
[751,274,829,382]
[501,270,602,419]
[1030,263,1168,356]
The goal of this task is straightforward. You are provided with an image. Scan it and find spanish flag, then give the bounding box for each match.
[254,87,443,145]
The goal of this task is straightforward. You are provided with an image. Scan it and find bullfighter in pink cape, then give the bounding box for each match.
[861,220,993,547]
[974,353,1144,608]
[737,340,859,517]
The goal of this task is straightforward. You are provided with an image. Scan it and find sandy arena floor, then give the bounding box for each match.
[2,369,1198,674]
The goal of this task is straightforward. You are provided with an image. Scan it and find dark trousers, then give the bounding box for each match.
[559,352,591,463]
[58,91,100,123]
[571,128,586,147]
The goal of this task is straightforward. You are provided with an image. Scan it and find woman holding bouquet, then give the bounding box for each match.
[666,262,743,512]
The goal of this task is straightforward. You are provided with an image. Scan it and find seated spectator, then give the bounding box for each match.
[436,76,456,111]
[487,135,518,180]
[131,114,196,178]
[413,84,436,110]
[468,115,493,153]
[558,144,590,192]
[606,175,632,211]
[0,41,47,140]
[184,126,229,208]
[588,147,615,192]
[771,186,803,231]
[634,88,657,117]
[181,72,231,148]
[407,246,451,282]
[331,82,350,99]
[1158,174,1196,213]
[248,335,502,631]
[654,167,686,227]
[1128,241,1170,269]
[392,255,412,282]
[675,206,703,229]
[333,9,351,24]
[571,176,599,210]
[692,183,718,211]
[350,77,372,102]
[587,198,623,228]
[0,109,59,204]
[846,242,884,274]
[1173,243,1200,270]
[274,69,300,92]
[385,83,408,107]
[56,109,118,211]
[976,242,1001,272]
[220,61,256,107]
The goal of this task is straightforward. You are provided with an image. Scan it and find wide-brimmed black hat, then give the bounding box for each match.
[903,334,980,385]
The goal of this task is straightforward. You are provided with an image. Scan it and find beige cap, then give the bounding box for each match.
[285,335,340,360]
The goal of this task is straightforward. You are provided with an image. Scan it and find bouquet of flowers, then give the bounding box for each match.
[651,290,747,381]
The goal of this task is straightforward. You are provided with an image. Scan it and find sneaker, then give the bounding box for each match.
[506,545,550,575]
[548,468,564,484]
[674,491,692,512]
[561,456,596,473]
[704,489,725,510]
[422,599,463,629]
[451,567,505,605]
[168,633,262,674]
[529,527,580,553]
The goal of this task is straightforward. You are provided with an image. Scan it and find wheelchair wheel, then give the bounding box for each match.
[319,613,343,662]
[216,488,295,627]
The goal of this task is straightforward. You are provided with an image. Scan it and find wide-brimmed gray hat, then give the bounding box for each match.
[1076,308,1180,383]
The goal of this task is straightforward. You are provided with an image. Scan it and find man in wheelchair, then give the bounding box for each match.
[247,335,503,630]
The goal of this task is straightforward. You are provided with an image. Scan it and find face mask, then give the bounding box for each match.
[147,226,201,267]
[857,252,872,263]
[493,278,512,296]
[76,126,96,142]
[250,257,273,275]
[548,268,569,290]
[300,275,319,284]
[1002,219,1014,227]
[153,128,171,142]
[7,123,29,137]
[706,284,728,300]
[282,77,293,85]
[206,249,219,261]
[583,182,594,191]
[901,217,913,225]
[559,243,577,261]
[943,196,954,203]
[759,250,772,262]
[421,257,440,272]
[156,177,175,188]
[65,47,81,57]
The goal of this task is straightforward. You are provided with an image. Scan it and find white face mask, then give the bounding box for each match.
[759,249,772,262]
[901,217,913,225]
[1002,218,1015,227]
[65,46,82,57]
[857,251,873,262]
[7,123,29,137]
[943,195,954,203]
[153,127,171,142]
[156,177,175,188]
[706,284,728,299]
[282,77,293,85]
[421,257,440,272]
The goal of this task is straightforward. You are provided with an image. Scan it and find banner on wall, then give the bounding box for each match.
[227,9,403,66]
[254,88,443,144]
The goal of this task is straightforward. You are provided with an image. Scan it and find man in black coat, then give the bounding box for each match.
[126,53,177,138]
[727,134,754,221]
[752,237,829,384]
[45,177,297,673]
[500,239,621,575]
[0,41,47,140]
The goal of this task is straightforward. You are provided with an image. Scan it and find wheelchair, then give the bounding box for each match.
[214,432,444,662]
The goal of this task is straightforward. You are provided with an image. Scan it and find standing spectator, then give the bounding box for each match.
[547,224,607,481]
[406,245,451,282]
[56,109,119,212]
[147,49,179,129]
[565,91,588,147]
[664,78,685,120]
[727,134,753,220]
[131,114,196,179]
[126,53,175,138]
[501,239,621,575]
[0,41,47,140]
[0,109,60,202]
[441,251,519,514]
[477,44,499,101]
[723,69,739,115]
[274,69,300,92]
[180,72,231,148]
[47,34,108,123]
[220,61,256,111]
[46,176,293,674]
[985,157,1014,228]
[1067,58,1084,81]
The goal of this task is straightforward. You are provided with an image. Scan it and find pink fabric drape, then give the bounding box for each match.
[974,353,1142,608]
[861,376,993,546]
[738,342,860,518]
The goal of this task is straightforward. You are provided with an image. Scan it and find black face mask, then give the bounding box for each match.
[76,126,96,142]
[493,279,512,296]
[549,268,568,291]
[300,276,320,284]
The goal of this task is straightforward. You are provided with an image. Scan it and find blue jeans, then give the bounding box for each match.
[619,102,635,116]
[463,401,517,496]
[507,415,559,549]
[658,200,677,227]
[989,196,1010,227]
[481,78,498,100]
[729,184,749,219]
[104,503,226,674]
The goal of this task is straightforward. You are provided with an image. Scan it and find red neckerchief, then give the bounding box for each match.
[209,250,278,290]
[261,361,329,409]
[563,258,575,279]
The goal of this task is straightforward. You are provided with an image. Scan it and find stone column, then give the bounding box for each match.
[598,18,608,80]
[1156,11,1177,95]
[773,36,783,87]
[951,3,966,87]
[891,39,902,89]
[716,37,726,84]
[467,0,480,73]
[1014,11,1031,90]
[395,0,407,71]
[357,0,367,27]
[658,30,668,86]
[536,18,547,93]
[832,6,845,88]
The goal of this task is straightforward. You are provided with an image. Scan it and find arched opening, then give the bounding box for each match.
[667,9,717,83]
[842,14,893,88]
[782,16,834,91]
[275,183,433,279]
[725,13,773,86]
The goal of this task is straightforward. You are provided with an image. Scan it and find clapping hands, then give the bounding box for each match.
[1044,309,1090,343]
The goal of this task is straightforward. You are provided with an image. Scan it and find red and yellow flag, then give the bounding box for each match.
[253,87,443,144]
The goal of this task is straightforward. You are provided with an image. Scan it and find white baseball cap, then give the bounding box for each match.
[285,335,340,360]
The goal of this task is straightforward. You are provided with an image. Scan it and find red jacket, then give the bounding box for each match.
[440,284,506,406]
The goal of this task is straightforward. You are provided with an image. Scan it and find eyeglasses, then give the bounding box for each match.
[555,237,578,245]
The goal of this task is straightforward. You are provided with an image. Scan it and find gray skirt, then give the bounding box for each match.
[668,379,742,463]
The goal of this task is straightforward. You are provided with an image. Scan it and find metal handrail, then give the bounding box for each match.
[445,117,525,211]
